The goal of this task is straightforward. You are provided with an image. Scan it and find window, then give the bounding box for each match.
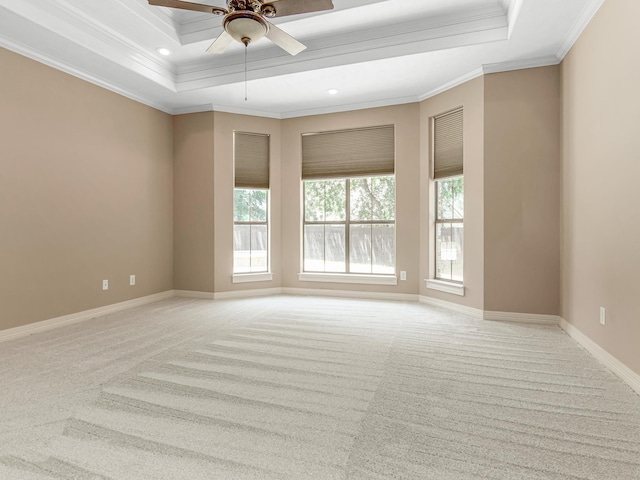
[233,132,269,274]
[435,176,463,281]
[303,176,395,274]
[301,125,396,277]
[234,188,268,273]
[433,108,464,283]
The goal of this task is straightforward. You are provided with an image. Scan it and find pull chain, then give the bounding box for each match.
[244,43,248,101]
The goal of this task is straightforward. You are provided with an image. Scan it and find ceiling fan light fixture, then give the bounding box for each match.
[224,12,268,46]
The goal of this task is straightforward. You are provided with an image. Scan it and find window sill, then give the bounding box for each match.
[426,279,465,296]
[232,272,273,284]
[298,272,397,286]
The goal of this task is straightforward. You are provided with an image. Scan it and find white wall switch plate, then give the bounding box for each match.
[400,271,407,281]
[599,307,606,326]
[130,275,136,286]
[102,279,109,291]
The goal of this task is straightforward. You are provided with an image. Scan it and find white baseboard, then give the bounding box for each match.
[560,318,640,397]
[419,295,483,318]
[213,288,283,300]
[283,288,418,302]
[173,290,215,299]
[484,311,560,325]
[0,291,174,343]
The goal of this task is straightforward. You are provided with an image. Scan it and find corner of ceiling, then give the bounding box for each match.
[417,68,485,104]
[172,103,215,116]
[482,56,560,75]
[0,33,174,115]
[554,0,606,61]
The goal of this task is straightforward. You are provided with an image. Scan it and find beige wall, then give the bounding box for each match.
[561,0,640,374]
[0,47,173,330]
[420,77,485,310]
[213,112,282,293]
[173,112,215,293]
[281,104,421,295]
[484,67,560,315]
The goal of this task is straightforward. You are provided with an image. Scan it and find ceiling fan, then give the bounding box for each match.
[148,0,334,55]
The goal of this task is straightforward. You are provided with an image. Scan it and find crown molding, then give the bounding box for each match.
[482,55,560,74]
[418,68,484,102]
[174,0,388,45]
[417,55,560,104]
[1,0,598,120]
[173,103,215,116]
[173,93,421,119]
[280,94,419,119]
[112,0,179,45]
[0,35,173,115]
[211,104,284,119]
[506,0,524,38]
[54,0,176,84]
[555,0,606,60]
[174,6,508,90]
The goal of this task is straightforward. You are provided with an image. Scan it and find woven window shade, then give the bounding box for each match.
[433,108,463,179]
[302,125,395,179]
[234,132,269,189]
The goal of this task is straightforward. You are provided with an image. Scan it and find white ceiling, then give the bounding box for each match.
[0,0,604,118]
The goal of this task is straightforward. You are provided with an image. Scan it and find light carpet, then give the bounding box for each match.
[0,295,639,479]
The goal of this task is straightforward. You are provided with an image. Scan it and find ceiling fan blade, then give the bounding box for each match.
[262,0,333,18]
[207,31,234,53]
[265,22,306,55]
[148,0,227,15]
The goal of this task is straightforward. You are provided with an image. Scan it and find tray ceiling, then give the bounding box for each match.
[0,0,604,118]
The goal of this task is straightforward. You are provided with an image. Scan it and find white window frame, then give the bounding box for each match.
[434,175,464,284]
[301,175,396,279]
[233,187,270,277]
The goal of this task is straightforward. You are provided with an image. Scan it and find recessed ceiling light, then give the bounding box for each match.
[157,48,172,56]
[327,89,339,95]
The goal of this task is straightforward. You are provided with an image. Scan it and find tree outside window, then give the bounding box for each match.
[234,188,268,273]
[303,175,395,274]
[435,176,463,282]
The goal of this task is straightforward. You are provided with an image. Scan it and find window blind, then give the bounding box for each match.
[433,108,463,179]
[234,132,270,189]
[301,125,395,179]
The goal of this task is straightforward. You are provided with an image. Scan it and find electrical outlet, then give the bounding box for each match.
[102,279,109,291]
[599,307,606,326]
[130,275,136,286]
[400,271,407,281]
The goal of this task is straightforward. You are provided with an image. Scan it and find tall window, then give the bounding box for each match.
[302,125,396,275]
[233,132,269,274]
[303,176,395,274]
[433,108,464,282]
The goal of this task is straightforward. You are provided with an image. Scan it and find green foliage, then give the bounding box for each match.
[350,176,395,221]
[304,179,346,221]
[234,188,268,222]
[436,176,464,220]
[304,175,395,222]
